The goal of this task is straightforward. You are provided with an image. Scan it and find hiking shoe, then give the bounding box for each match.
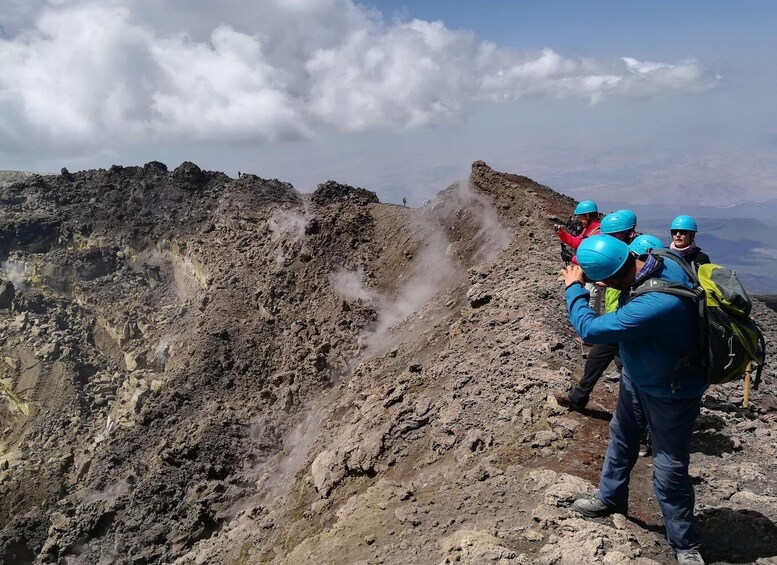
[572,494,626,517]
[553,390,585,411]
[639,433,652,457]
[676,549,705,565]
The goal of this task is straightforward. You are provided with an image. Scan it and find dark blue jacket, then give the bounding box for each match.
[565,258,708,399]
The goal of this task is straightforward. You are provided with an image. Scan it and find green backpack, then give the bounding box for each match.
[631,249,767,388]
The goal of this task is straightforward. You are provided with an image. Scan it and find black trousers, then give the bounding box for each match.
[568,342,620,407]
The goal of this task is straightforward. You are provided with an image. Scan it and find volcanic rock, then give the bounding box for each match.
[0,161,774,565]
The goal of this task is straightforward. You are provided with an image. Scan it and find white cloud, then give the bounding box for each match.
[0,0,720,156]
[306,19,479,130]
[150,25,308,141]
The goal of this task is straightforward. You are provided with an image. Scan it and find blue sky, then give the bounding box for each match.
[1,0,775,208]
[370,1,776,61]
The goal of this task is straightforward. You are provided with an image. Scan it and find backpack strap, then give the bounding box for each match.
[628,257,708,392]
[630,279,699,301]
[648,248,700,284]
[632,250,707,349]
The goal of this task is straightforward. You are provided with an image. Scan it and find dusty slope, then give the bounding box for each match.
[0,161,775,565]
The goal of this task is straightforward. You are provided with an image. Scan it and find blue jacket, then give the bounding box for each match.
[565,258,708,399]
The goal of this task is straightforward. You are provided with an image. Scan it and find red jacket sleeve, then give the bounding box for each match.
[557,221,602,249]
[557,229,582,248]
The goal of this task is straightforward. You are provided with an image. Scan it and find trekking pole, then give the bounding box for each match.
[743,362,752,408]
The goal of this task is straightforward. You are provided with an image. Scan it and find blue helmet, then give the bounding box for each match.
[629,234,664,256]
[600,210,637,234]
[670,215,698,232]
[574,200,598,215]
[616,209,637,228]
[576,235,631,281]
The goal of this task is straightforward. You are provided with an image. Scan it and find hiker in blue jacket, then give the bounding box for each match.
[560,234,708,565]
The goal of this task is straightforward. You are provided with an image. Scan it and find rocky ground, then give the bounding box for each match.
[0,162,775,565]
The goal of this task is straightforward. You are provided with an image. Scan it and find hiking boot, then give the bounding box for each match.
[639,432,652,457]
[572,494,626,517]
[676,549,705,565]
[553,390,585,411]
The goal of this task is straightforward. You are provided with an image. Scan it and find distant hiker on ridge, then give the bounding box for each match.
[560,234,707,565]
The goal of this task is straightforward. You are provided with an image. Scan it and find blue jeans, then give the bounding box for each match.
[597,376,702,551]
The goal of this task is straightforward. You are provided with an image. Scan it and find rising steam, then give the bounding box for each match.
[331,181,511,357]
[1,260,28,290]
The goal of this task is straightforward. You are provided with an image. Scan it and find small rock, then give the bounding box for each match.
[530,430,558,448]
[524,530,543,542]
[466,284,493,308]
[36,342,60,360]
[0,282,15,309]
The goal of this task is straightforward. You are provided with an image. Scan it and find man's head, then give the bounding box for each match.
[669,215,698,249]
[576,235,637,290]
[600,209,638,243]
[574,200,598,227]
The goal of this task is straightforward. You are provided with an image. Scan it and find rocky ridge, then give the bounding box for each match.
[0,161,775,564]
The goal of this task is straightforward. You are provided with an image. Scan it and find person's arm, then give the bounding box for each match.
[566,286,682,344]
[557,221,601,249]
[557,228,585,249]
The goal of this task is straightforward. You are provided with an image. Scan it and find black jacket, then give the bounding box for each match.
[685,246,710,267]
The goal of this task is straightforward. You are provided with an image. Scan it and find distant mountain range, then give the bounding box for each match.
[600,198,777,224]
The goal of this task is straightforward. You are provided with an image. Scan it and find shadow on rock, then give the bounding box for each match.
[699,507,777,563]
[690,430,736,456]
[578,406,612,422]
[625,515,666,537]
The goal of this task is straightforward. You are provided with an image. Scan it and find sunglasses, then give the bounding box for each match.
[671,229,692,236]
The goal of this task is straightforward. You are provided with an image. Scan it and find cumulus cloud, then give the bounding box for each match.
[0,0,719,154]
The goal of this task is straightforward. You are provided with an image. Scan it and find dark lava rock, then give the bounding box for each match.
[311,180,379,206]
